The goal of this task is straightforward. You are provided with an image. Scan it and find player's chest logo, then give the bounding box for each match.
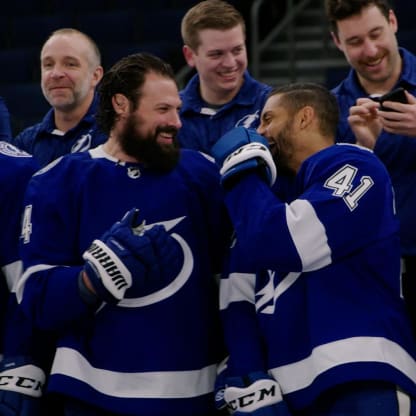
[117,216,194,309]
[127,166,141,179]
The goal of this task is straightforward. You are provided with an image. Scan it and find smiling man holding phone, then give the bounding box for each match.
[325,0,416,334]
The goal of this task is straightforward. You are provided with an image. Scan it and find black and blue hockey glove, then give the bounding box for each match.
[82,208,181,304]
[215,370,290,415]
[211,127,276,189]
[0,356,45,416]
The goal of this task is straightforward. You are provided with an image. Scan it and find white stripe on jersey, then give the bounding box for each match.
[2,260,22,292]
[269,336,416,394]
[52,347,216,398]
[219,272,256,310]
[397,386,411,415]
[286,199,332,271]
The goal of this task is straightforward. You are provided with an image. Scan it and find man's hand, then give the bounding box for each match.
[211,127,276,189]
[378,91,416,136]
[348,97,382,149]
[82,208,181,304]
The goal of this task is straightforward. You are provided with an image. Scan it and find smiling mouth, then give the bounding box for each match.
[364,56,384,67]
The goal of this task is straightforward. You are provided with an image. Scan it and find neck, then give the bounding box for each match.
[102,137,138,163]
[54,94,94,132]
[199,78,244,106]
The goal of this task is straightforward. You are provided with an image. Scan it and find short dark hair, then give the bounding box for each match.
[96,53,175,134]
[269,82,339,138]
[324,0,392,36]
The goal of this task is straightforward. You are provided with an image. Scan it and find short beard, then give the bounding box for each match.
[120,114,180,172]
[272,125,295,177]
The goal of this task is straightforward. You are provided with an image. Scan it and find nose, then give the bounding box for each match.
[170,111,182,129]
[48,64,65,78]
[257,124,265,135]
[222,52,237,67]
[362,39,378,57]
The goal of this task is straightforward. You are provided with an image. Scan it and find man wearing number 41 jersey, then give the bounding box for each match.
[15,53,230,416]
[211,83,416,415]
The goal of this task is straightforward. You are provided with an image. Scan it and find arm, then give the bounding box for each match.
[217,245,291,415]
[212,128,395,272]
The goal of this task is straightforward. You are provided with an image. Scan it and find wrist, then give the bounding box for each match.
[78,271,101,308]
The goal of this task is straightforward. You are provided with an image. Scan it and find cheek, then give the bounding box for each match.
[235,54,247,67]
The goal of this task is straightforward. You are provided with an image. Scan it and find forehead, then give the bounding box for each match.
[41,33,90,60]
[138,73,181,107]
[262,94,287,115]
[197,25,245,51]
[336,5,387,41]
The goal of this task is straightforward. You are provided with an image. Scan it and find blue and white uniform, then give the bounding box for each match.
[12,93,107,168]
[17,146,229,415]
[332,47,416,257]
[178,71,272,154]
[220,143,416,411]
[0,142,38,353]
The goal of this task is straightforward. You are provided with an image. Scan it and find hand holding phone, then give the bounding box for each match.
[379,87,408,112]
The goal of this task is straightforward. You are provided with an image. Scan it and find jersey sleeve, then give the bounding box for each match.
[224,148,397,274]
[219,242,267,376]
[17,160,93,331]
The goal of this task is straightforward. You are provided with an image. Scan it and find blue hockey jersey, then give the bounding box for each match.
[12,93,107,168]
[0,142,39,356]
[17,146,229,415]
[178,71,272,155]
[220,143,416,411]
[332,47,416,256]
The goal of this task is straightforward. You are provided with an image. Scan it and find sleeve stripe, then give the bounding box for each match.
[286,199,332,271]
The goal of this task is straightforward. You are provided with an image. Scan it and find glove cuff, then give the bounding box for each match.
[0,359,45,398]
[83,239,132,302]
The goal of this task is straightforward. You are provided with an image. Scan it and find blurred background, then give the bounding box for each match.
[0,0,413,136]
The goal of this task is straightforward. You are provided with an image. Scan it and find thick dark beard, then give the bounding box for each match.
[120,114,180,172]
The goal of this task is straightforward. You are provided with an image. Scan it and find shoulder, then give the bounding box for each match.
[242,72,273,95]
[176,149,220,184]
[31,150,93,186]
[0,142,39,188]
[14,123,42,144]
[307,144,389,180]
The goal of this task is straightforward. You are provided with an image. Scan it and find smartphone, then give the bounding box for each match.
[379,87,408,112]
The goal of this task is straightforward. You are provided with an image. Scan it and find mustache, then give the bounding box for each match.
[155,126,179,137]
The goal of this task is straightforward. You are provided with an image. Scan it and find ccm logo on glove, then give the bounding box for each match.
[0,364,45,397]
[224,378,282,412]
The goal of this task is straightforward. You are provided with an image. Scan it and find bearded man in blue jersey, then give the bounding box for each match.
[15,53,230,416]
[211,83,416,415]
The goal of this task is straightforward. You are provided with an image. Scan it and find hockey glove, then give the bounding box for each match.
[82,208,181,304]
[215,371,290,415]
[211,127,276,189]
[0,356,45,416]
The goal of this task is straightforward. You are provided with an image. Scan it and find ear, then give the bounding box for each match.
[183,45,196,68]
[112,94,129,115]
[388,9,398,33]
[296,106,314,130]
[331,31,343,52]
[91,65,104,87]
